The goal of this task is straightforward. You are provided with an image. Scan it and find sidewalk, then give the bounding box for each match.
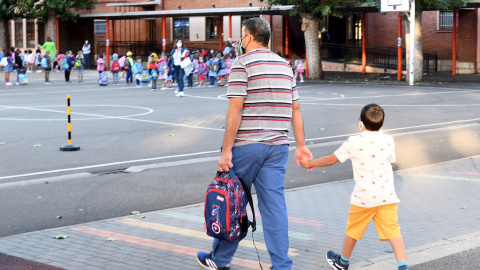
[0,156,479,270]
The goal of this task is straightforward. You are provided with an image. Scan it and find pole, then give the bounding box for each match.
[475,8,478,74]
[56,18,60,54]
[219,16,223,51]
[409,0,415,86]
[60,95,80,151]
[106,17,110,71]
[453,9,457,76]
[162,15,166,52]
[285,16,289,56]
[362,12,366,74]
[112,20,115,44]
[305,48,309,78]
[398,13,402,81]
[229,12,232,41]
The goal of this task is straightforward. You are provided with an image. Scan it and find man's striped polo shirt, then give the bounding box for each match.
[227,48,299,147]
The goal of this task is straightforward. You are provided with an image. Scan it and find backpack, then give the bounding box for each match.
[99,72,108,86]
[219,59,226,70]
[0,57,7,67]
[151,69,158,79]
[111,61,120,72]
[213,60,219,72]
[141,70,150,83]
[59,58,69,70]
[124,58,132,69]
[204,170,256,243]
[29,55,35,64]
[41,58,49,69]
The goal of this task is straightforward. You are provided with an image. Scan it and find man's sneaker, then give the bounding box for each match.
[176,91,184,97]
[326,251,349,270]
[174,89,179,94]
[196,252,230,270]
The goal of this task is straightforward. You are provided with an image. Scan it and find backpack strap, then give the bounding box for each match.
[237,176,256,232]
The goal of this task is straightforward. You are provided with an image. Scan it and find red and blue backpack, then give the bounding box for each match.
[204,170,256,243]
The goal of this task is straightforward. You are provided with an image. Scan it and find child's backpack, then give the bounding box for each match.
[296,61,305,73]
[0,57,8,67]
[151,69,158,79]
[141,70,150,83]
[204,170,256,243]
[41,58,48,69]
[119,56,126,68]
[219,59,226,70]
[59,58,69,71]
[98,72,108,86]
[124,58,133,70]
[29,54,35,64]
[213,60,219,72]
[18,68,28,85]
[111,61,120,72]
[132,63,139,74]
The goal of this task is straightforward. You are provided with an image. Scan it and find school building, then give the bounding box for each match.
[6,0,480,74]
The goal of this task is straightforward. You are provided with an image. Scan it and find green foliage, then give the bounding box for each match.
[4,0,97,22]
[370,0,468,12]
[259,0,366,18]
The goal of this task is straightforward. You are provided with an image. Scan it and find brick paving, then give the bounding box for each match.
[0,156,479,269]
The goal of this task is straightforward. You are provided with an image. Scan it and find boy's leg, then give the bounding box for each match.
[341,234,357,259]
[389,237,407,263]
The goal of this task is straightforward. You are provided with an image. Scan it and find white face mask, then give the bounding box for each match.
[85,41,88,44]
[199,60,203,63]
[176,42,182,48]
[211,51,214,54]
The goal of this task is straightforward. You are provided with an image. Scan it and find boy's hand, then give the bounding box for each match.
[300,158,312,170]
[295,145,313,172]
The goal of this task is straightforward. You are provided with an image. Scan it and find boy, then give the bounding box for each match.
[148,56,158,91]
[300,104,408,270]
[134,56,143,87]
[76,51,85,82]
[124,52,134,85]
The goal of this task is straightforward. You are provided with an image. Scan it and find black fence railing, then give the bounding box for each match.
[320,43,438,73]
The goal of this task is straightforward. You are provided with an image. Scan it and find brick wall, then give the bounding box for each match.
[458,10,476,62]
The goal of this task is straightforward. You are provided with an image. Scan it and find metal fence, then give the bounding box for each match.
[320,43,438,73]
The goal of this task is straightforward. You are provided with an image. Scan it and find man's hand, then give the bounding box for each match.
[218,150,233,172]
[296,145,313,171]
[299,158,312,169]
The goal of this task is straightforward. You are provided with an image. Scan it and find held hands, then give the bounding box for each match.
[299,158,313,170]
[295,145,314,172]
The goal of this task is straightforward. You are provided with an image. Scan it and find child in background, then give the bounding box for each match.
[111,53,120,85]
[158,54,169,90]
[119,54,126,81]
[224,53,233,86]
[196,56,208,88]
[56,51,65,72]
[64,51,74,83]
[148,56,159,91]
[23,50,31,73]
[284,54,291,66]
[124,51,134,85]
[207,56,217,88]
[215,53,226,87]
[134,56,143,87]
[97,53,105,74]
[76,51,85,82]
[3,51,14,86]
[294,58,305,83]
[34,49,42,73]
[300,104,408,270]
[43,51,52,84]
[192,54,199,85]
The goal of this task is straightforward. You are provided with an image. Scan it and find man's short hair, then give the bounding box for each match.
[242,17,271,47]
[360,104,385,131]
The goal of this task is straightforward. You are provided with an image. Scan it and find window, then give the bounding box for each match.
[439,11,454,30]
[15,21,23,48]
[27,21,35,47]
[174,18,189,40]
[206,17,219,40]
[94,20,106,34]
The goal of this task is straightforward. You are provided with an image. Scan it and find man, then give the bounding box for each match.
[82,40,91,69]
[197,17,312,270]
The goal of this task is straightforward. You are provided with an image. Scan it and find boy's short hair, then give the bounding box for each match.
[360,104,385,131]
[136,56,142,60]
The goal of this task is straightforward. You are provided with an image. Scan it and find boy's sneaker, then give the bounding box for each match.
[160,87,167,90]
[398,265,408,270]
[326,251,349,270]
[45,82,52,84]
[196,252,230,270]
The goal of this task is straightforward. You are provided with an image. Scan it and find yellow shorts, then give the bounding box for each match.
[346,203,402,241]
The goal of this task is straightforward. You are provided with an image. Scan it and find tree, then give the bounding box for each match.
[260,0,363,80]
[0,0,19,50]
[20,0,97,44]
[372,0,468,83]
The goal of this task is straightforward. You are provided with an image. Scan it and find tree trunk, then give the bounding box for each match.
[45,9,57,45]
[301,14,323,80]
[0,20,9,51]
[405,11,423,83]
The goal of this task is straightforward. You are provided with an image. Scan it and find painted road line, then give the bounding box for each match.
[416,174,480,182]
[247,211,325,228]
[0,173,91,189]
[70,226,272,269]
[452,171,480,176]
[158,210,315,241]
[116,218,299,256]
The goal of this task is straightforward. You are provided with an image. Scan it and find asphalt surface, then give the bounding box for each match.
[411,247,480,270]
[1,70,480,242]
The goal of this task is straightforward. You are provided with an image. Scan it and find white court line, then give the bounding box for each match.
[0,150,221,181]
[302,102,480,107]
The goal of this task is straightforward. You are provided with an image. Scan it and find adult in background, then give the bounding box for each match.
[82,40,91,69]
[196,17,313,270]
[170,39,189,97]
[222,41,232,56]
[38,37,56,64]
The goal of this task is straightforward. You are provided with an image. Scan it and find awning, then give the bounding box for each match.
[79,5,294,20]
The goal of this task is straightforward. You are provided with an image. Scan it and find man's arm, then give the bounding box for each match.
[291,101,313,170]
[218,97,244,172]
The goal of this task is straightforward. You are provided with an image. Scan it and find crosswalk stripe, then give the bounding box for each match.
[70,226,271,269]
[116,218,299,256]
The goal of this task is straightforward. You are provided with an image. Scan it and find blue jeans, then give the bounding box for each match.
[209,76,216,86]
[211,144,292,270]
[84,53,91,69]
[174,65,185,92]
[126,69,133,83]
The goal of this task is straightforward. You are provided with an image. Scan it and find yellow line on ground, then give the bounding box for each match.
[116,218,299,256]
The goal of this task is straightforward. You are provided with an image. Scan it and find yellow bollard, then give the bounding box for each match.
[60,95,80,151]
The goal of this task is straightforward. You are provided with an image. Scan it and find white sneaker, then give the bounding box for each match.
[36,70,42,73]
[15,82,19,85]
[5,82,12,86]
[148,83,152,87]
[175,92,184,97]
[160,87,167,90]
[27,70,32,73]
[300,80,305,83]
[174,89,179,94]
[45,82,52,84]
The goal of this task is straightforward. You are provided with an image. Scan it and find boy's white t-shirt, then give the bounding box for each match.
[334,131,400,208]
